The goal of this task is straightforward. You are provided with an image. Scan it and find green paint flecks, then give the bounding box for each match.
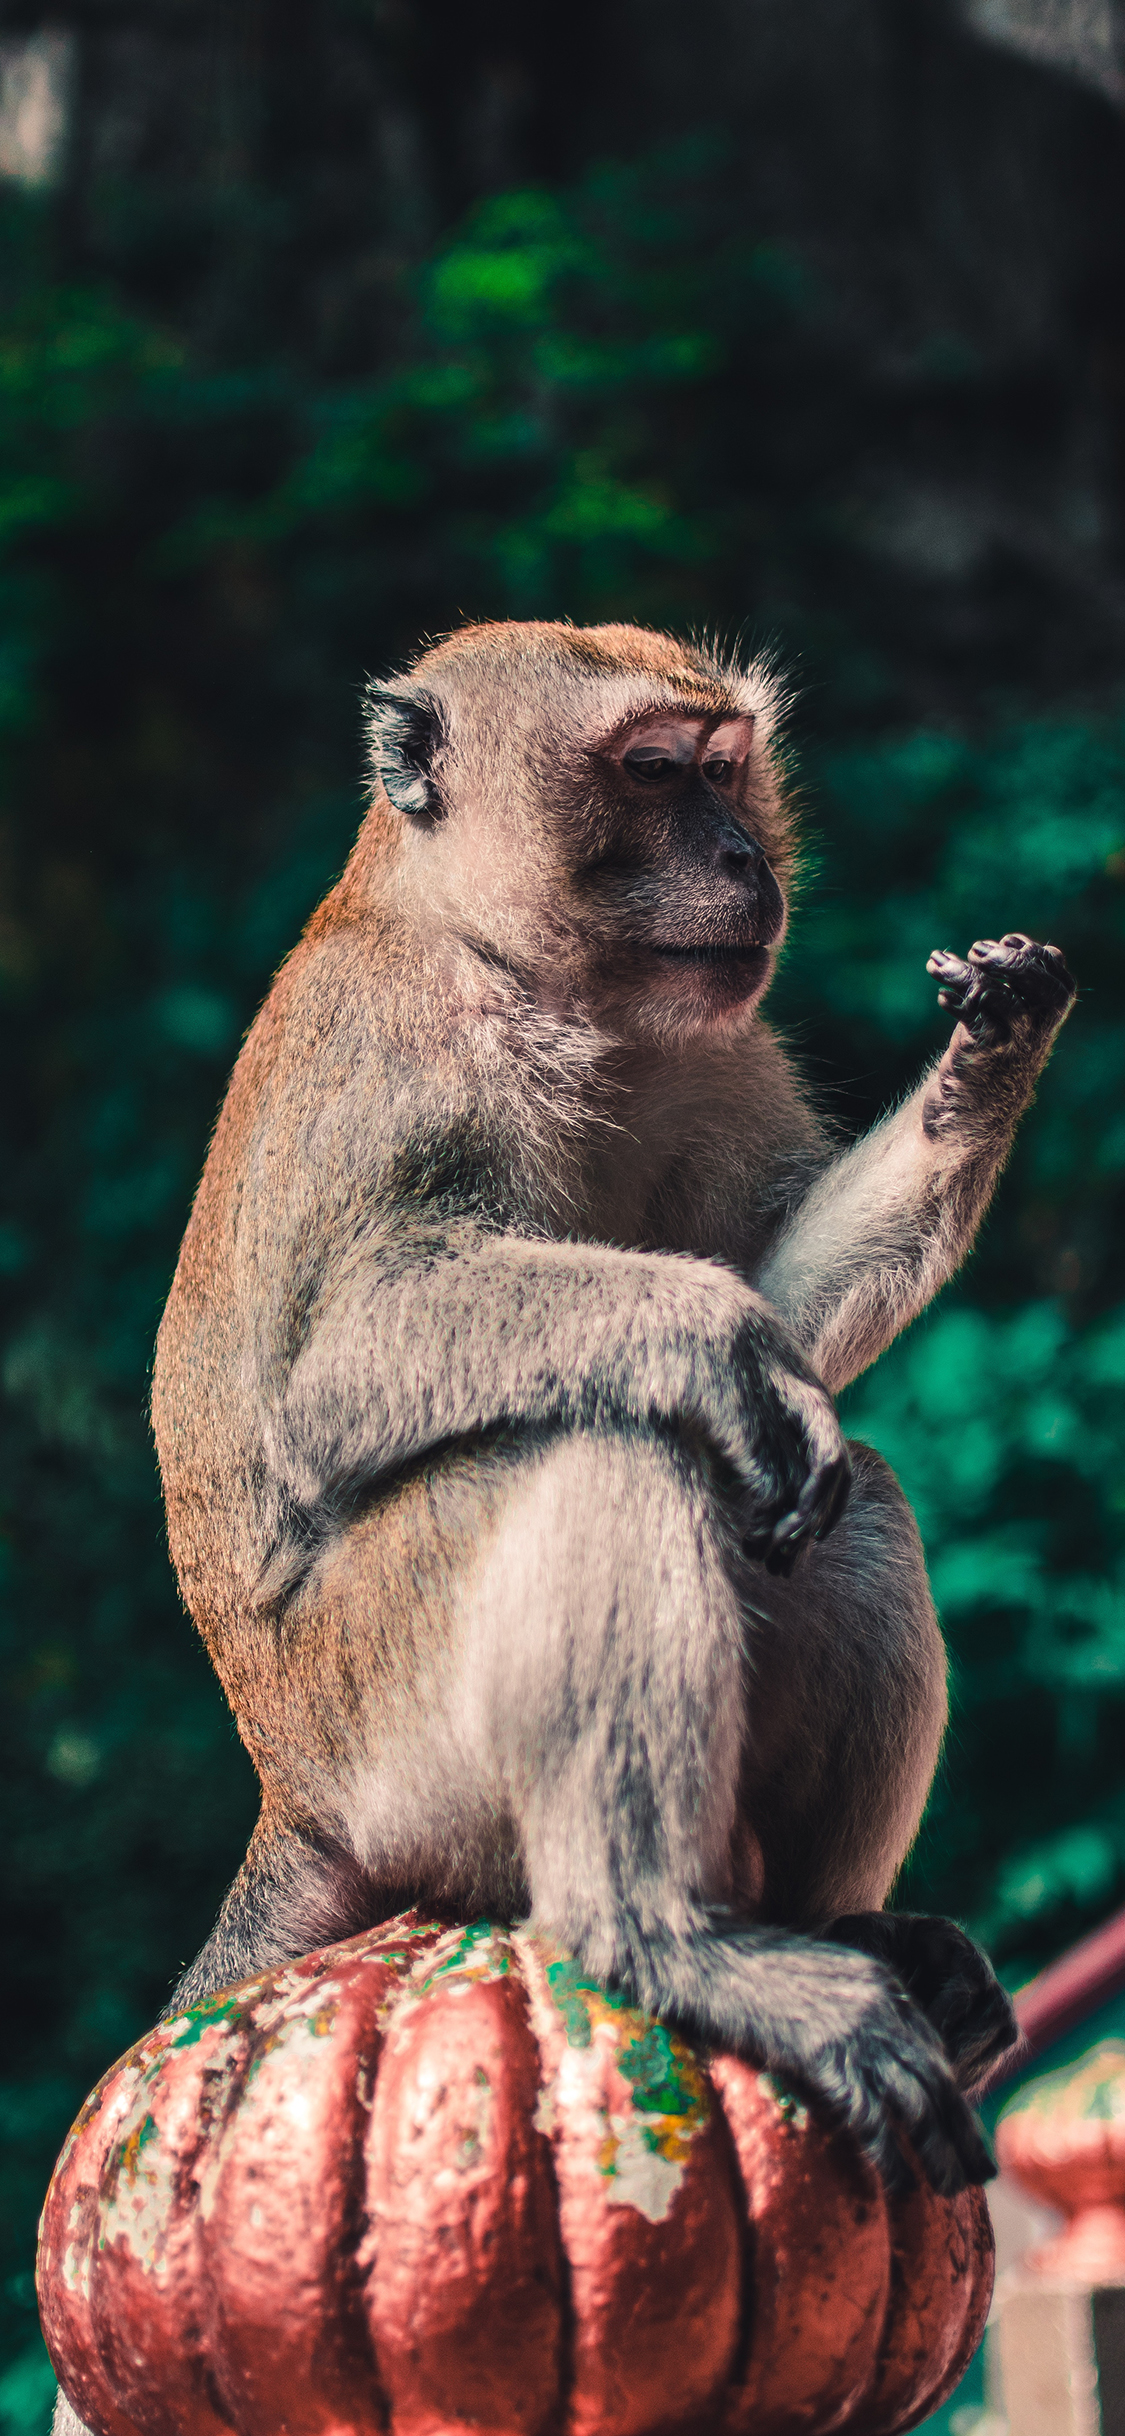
[618,2021,700,2119]
[167,1992,247,2051]
[118,2111,158,2184]
[419,1918,511,1992]
[544,1955,630,2049]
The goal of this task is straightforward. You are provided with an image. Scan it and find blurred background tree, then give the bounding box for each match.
[2,1,1125,2423]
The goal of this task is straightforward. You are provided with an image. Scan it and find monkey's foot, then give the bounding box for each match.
[825,1913,1018,2094]
[614,1917,995,2197]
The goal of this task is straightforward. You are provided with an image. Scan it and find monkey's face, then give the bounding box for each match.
[367,625,792,1047]
[573,709,787,1037]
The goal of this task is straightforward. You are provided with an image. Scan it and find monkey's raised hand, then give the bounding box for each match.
[825,1912,1019,2094]
[917,931,1075,1149]
[758,927,1075,1390]
[927,932,1075,1048]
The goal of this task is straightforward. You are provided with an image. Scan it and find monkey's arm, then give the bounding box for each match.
[260,1230,848,1589]
[755,933,1075,1394]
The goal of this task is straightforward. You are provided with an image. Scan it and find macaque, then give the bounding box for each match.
[151,620,1071,2198]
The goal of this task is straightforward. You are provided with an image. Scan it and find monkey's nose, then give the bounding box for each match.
[716,822,761,872]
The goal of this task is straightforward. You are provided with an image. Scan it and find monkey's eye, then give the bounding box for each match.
[702,757,734,787]
[623,747,678,783]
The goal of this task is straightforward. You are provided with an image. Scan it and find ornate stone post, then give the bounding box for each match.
[991,2042,1125,2436]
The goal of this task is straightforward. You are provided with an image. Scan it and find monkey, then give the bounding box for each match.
[145,619,1072,2207]
[53,616,1070,2432]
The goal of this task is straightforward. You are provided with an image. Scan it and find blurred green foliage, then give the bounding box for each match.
[1,121,1123,2422]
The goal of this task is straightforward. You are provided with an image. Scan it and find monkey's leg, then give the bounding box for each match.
[736,1442,948,1926]
[168,1806,388,2008]
[459,1427,989,2195]
[738,1440,1016,2090]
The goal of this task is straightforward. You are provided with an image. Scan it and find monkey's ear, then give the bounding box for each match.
[366,684,445,821]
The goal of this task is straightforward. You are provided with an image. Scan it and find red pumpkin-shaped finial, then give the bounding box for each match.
[38,1914,993,2436]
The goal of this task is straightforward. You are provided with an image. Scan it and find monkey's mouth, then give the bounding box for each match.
[652,941,770,968]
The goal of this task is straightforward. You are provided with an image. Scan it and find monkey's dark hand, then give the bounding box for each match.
[825,1912,1019,2094]
[926,933,1075,1048]
[687,1922,994,2195]
[731,1336,851,1577]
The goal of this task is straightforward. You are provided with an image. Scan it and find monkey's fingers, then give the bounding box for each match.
[737,1356,848,1571]
[927,949,978,1018]
[761,1451,851,1575]
[927,947,1020,1043]
[814,1452,853,1540]
[840,2045,994,2201]
[709,1931,995,2197]
[929,937,1075,1044]
[824,1912,1019,2093]
[967,933,1076,1023]
[799,1983,995,2197]
[967,932,1041,965]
